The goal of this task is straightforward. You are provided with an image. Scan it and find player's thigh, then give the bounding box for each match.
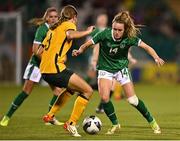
[68,73,93,96]
[122,82,136,98]
[98,70,113,98]
[98,78,112,100]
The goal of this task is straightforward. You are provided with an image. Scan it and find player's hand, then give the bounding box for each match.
[155,58,165,67]
[72,49,83,57]
[86,26,95,34]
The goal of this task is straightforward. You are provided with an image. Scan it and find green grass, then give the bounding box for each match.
[0,84,180,140]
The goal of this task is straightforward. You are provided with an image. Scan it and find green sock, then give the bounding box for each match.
[102,100,119,125]
[49,95,58,111]
[134,99,154,123]
[6,91,28,118]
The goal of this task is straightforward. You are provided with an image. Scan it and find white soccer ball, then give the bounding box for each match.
[82,115,102,134]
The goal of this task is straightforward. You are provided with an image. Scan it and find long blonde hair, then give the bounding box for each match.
[50,5,78,30]
[28,7,58,26]
[112,11,141,38]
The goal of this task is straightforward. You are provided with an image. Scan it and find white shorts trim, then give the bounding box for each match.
[98,70,113,81]
[23,63,41,82]
[98,68,131,85]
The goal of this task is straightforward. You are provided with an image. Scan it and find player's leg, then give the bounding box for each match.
[96,90,113,114]
[96,79,122,113]
[65,73,93,125]
[43,86,65,125]
[0,63,41,126]
[48,85,61,111]
[117,67,161,134]
[98,78,120,134]
[43,87,74,125]
[61,72,93,137]
[122,82,161,134]
[97,70,120,134]
[0,80,34,126]
[42,70,93,137]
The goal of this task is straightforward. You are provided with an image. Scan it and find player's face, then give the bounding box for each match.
[46,11,59,25]
[112,22,124,40]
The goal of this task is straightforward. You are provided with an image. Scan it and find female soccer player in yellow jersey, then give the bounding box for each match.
[0,7,64,126]
[39,5,94,137]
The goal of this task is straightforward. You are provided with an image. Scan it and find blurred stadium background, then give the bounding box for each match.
[0,0,180,85]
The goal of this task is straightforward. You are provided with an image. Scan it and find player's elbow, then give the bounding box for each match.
[66,30,76,40]
[66,34,74,40]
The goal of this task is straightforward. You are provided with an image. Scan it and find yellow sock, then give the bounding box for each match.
[68,96,88,125]
[48,89,72,117]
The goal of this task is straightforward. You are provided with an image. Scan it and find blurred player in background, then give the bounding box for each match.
[39,5,94,137]
[72,11,164,135]
[0,7,63,126]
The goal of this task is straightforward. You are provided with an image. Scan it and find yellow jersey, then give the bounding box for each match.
[40,21,76,73]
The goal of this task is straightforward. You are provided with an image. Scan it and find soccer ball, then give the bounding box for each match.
[82,115,102,134]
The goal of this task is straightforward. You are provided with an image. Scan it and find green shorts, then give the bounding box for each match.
[42,69,74,88]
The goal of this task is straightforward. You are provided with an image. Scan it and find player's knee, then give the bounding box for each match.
[53,87,62,96]
[85,86,93,95]
[127,95,139,106]
[88,87,94,95]
[101,95,110,103]
[23,85,32,95]
[83,87,93,99]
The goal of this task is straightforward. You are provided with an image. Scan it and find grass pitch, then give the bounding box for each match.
[0,83,180,140]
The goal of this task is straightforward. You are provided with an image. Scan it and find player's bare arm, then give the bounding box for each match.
[66,26,95,40]
[139,41,165,67]
[91,44,100,70]
[33,43,44,59]
[72,39,93,56]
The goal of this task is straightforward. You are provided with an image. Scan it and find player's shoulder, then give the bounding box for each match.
[93,28,109,36]
[99,28,111,38]
[101,27,111,34]
[37,23,49,32]
[61,21,76,29]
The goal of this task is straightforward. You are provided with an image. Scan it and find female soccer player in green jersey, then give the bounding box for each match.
[72,11,164,134]
[0,7,63,126]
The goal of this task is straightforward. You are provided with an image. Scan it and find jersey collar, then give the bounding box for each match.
[45,22,50,29]
[111,29,121,42]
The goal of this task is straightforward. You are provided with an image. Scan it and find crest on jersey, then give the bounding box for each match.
[119,44,125,49]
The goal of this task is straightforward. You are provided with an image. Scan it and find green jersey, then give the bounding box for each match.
[29,23,49,67]
[92,28,141,72]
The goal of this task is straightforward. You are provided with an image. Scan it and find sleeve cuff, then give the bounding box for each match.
[138,39,141,46]
[33,41,41,44]
[91,39,95,45]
